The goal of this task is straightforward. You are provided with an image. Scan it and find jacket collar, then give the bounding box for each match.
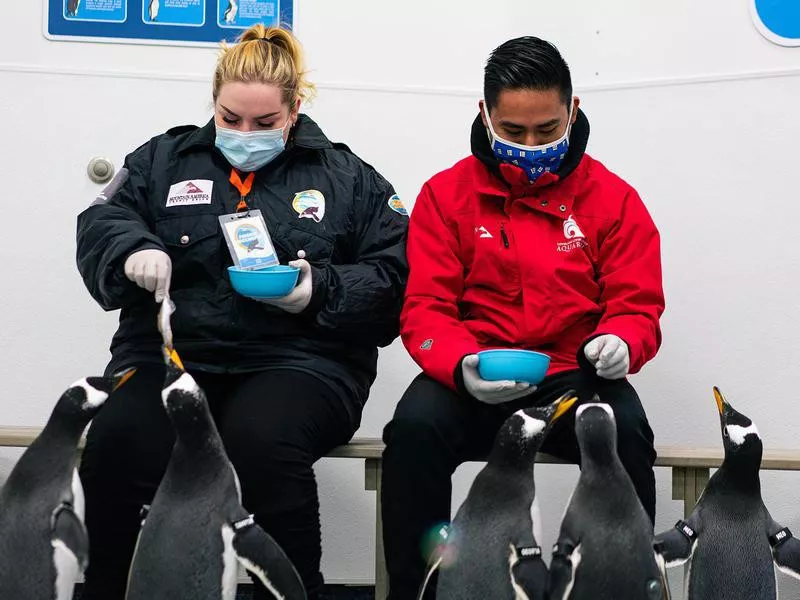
[470,107,591,197]
[175,113,334,155]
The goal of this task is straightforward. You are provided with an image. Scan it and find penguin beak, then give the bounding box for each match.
[550,393,578,423]
[164,347,185,371]
[112,367,136,391]
[713,386,726,415]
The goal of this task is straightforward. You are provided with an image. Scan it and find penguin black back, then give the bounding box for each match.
[548,403,666,600]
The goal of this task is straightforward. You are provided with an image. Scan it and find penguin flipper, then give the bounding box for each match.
[231,516,307,599]
[416,553,442,600]
[652,547,673,600]
[546,538,580,599]
[768,520,800,581]
[51,502,89,571]
[510,545,547,599]
[654,518,699,567]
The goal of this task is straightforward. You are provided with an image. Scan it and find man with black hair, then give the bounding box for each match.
[381,36,665,599]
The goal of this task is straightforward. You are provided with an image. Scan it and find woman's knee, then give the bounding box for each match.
[80,365,174,488]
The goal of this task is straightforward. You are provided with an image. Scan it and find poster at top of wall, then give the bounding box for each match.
[45,0,293,46]
[751,0,800,47]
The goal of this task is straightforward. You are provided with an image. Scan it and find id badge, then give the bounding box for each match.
[218,209,280,270]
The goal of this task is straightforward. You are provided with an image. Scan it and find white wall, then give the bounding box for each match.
[2,0,800,596]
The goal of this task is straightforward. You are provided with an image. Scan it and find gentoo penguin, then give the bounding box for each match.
[148,0,159,21]
[224,0,238,24]
[66,0,80,17]
[0,370,135,600]
[547,402,669,600]
[124,348,307,600]
[418,392,578,600]
[654,387,800,599]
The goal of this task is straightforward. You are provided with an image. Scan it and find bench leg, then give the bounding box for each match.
[365,458,388,600]
[671,466,709,583]
[671,466,709,519]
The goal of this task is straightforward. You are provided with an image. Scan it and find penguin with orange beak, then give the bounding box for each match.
[0,369,135,600]
[418,392,578,600]
[547,402,669,600]
[124,337,306,599]
[654,387,800,599]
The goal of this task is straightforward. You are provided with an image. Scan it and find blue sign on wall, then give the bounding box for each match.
[47,0,293,46]
[751,0,800,47]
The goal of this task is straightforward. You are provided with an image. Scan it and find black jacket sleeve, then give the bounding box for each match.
[305,165,409,348]
[76,141,166,311]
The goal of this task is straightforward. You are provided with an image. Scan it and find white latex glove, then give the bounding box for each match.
[461,354,534,404]
[584,334,629,379]
[124,249,172,303]
[258,250,313,314]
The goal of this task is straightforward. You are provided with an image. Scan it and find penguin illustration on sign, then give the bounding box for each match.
[547,402,669,600]
[224,0,238,24]
[66,0,80,17]
[418,392,577,600]
[147,0,159,21]
[654,387,800,599]
[0,370,135,600]
[124,347,306,600]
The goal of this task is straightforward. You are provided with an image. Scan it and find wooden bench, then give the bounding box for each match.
[3,428,800,600]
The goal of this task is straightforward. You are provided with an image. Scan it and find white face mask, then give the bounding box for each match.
[214,119,291,172]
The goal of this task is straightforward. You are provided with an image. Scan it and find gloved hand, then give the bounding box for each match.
[461,354,534,404]
[257,251,313,314]
[124,249,172,303]
[584,334,629,379]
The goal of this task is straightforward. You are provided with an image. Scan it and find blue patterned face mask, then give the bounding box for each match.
[483,101,574,182]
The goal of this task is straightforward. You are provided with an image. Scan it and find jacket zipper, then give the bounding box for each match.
[500,223,510,248]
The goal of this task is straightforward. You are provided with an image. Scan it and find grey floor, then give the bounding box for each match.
[73,584,375,599]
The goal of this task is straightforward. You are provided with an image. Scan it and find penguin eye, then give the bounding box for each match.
[723,427,729,438]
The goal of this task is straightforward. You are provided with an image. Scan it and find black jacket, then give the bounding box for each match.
[76,115,409,422]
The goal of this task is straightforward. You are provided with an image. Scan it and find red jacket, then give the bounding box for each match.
[401,110,665,390]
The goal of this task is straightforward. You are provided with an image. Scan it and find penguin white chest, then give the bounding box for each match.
[52,540,79,600]
[221,525,239,600]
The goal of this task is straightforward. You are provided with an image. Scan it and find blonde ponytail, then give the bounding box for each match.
[213,24,316,105]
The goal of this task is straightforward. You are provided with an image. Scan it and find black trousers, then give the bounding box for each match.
[380,369,657,599]
[78,364,356,600]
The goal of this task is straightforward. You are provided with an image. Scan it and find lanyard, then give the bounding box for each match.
[229,169,255,212]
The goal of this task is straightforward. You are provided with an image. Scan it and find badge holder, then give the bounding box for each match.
[220,169,280,271]
[219,209,280,270]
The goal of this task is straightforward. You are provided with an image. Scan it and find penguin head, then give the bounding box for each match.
[714,386,762,457]
[493,392,577,462]
[574,400,617,462]
[58,368,135,419]
[161,348,210,420]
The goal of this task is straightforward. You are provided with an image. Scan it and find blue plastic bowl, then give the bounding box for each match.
[477,349,551,385]
[228,265,300,299]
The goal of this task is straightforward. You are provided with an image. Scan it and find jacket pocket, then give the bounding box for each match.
[155,214,225,287]
[271,221,336,266]
[464,221,522,299]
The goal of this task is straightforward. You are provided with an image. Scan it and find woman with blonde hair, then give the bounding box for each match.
[76,24,408,599]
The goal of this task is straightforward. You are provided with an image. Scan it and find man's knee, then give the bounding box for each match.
[596,380,656,463]
[384,377,458,453]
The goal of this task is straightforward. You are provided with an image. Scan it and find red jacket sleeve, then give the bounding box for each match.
[400,183,481,389]
[588,188,665,374]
